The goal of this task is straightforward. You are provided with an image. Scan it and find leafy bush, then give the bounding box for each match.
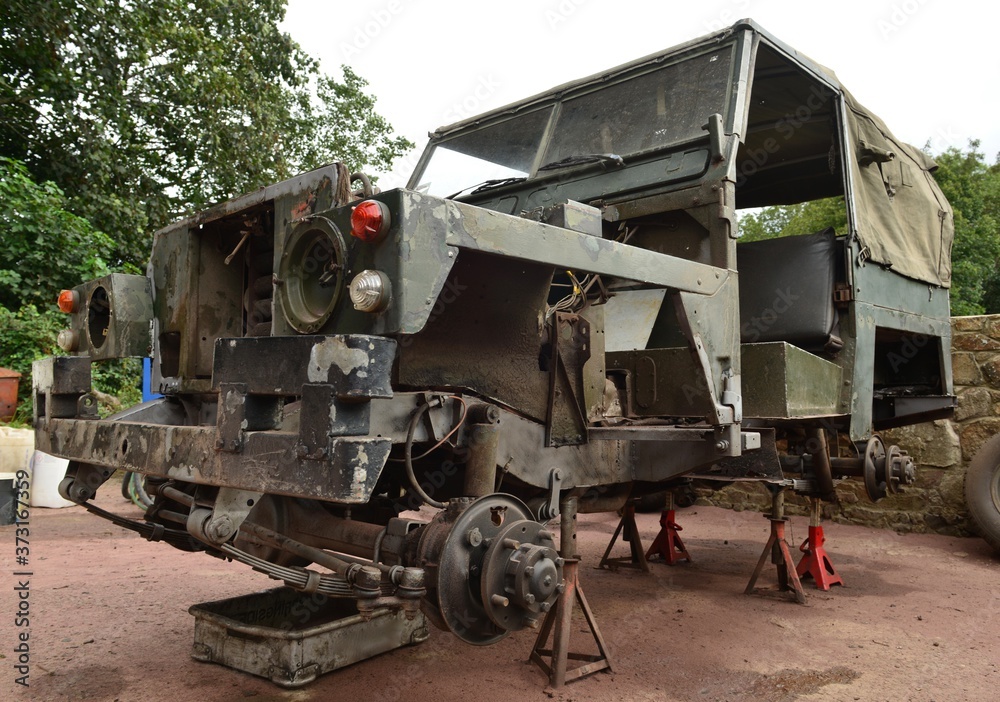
[92,358,143,418]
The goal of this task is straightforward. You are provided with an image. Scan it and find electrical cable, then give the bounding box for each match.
[387,395,468,462]
[409,396,467,461]
[127,472,154,509]
[403,402,447,509]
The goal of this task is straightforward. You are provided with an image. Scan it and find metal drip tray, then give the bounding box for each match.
[190,587,429,687]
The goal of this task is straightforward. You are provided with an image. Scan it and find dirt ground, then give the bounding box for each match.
[2,489,998,702]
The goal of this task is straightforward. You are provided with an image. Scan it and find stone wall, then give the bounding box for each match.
[700,315,1000,536]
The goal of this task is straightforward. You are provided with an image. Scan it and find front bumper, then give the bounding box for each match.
[33,335,397,504]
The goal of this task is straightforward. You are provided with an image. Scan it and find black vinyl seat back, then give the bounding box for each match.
[737,228,842,352]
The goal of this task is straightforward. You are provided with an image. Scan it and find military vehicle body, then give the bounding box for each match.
[35,20,955,648]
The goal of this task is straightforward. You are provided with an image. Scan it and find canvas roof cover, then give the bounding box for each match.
[840,88,953,287]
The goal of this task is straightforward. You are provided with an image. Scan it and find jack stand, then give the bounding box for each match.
[530,496,613,688]
[745,489,806,604]
[796,498,844,590]
[598,500,649,572]
[644,492,691,565]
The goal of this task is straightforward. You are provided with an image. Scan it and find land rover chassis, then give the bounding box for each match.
[34,20,955,676]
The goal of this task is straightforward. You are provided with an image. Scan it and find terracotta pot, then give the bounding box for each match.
[0,368,22,423]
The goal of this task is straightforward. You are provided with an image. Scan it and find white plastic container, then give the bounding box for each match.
[0,426,33,474]
[29,451,74,508]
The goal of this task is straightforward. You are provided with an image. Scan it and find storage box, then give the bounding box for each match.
[189,587,429,687]
[741,341,844,418]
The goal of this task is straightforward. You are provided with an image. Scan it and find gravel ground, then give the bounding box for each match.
[2,489,998,702]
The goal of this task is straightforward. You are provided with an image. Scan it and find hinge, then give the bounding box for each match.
[833,282,854,306]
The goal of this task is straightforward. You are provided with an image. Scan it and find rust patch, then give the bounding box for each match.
[291,190,316,221]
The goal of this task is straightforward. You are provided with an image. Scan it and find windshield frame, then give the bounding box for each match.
[408,105,556,198]
[408,41,740,196]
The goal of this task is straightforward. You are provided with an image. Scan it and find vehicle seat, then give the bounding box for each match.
[737,228,843,352]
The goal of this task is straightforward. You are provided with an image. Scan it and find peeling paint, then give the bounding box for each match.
[307,337,369,382]
[352,445,369,499]
[224,388,245,414]
[579,233,603,262]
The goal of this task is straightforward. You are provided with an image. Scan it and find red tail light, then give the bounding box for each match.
[350,200,390,242]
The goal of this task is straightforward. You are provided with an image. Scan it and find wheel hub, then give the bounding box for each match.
[481,520,562,631]
[415,494,564,645]
[864,436,916,501]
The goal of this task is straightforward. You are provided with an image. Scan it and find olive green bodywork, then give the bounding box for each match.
[31,20,955,652]
[408,18,955,442]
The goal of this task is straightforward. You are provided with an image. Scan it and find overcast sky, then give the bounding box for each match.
[283,0,1000,190]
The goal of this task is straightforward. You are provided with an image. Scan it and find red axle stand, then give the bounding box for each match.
[796,499,844,590]
[645,506,691,565]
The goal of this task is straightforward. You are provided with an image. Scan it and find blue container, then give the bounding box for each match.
[142,358,162,402]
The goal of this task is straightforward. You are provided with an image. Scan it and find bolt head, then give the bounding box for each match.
[467,527,483,547]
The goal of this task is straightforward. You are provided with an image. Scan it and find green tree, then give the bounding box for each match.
[0,157,114,312]
[1,0,412,266]
[737,196,848,243]
[931,142,1000,315]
